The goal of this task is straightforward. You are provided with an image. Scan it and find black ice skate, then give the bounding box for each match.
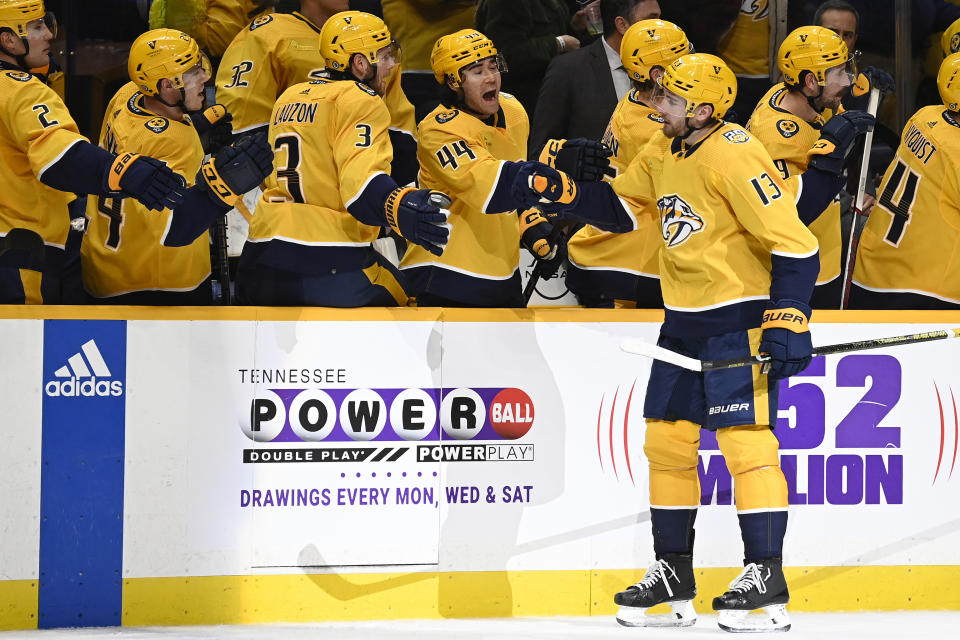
[712,558,791,633]
[614,553,697,627]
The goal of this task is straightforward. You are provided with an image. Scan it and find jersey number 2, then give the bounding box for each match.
[32,104,58,128]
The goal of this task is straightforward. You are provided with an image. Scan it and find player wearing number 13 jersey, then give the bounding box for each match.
[237,11,450,306]
[850,53,960,310]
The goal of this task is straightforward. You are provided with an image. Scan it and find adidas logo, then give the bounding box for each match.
[45,339,123,397]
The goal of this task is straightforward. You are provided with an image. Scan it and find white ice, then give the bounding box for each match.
[1,613,957,640]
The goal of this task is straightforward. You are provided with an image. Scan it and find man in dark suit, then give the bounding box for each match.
[528,0,660,157]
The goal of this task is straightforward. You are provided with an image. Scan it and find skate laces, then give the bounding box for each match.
[635,559,678,597]
[727,563,767,595]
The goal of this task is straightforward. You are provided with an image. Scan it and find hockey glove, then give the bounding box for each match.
[384,188,451,256]
[539,138,614,182]
[519,208,565,278]
[199,131,273,207]
[852,66,894,98]
[511,161,580,213]
[107,152,187,211]
[808,110,875,175]
[189,104,234,154]
[759,301,813,380]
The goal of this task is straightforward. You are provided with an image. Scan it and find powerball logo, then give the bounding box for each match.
[44,338,123,397]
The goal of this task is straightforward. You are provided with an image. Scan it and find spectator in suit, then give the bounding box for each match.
[528,0,660,158]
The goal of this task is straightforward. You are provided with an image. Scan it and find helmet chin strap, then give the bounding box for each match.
[680,105,714,141]
[154,84,189,113]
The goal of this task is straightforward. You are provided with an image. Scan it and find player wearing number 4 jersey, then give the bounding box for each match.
[514,54,820,633]
[0,0,188,304]
[82,29,272,304]
[849,53,960,310]
[237,11,450,306]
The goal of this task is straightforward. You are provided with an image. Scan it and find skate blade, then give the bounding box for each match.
[616,601,697,628]
[717,604,790,633]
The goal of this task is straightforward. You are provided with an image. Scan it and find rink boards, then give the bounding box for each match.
[1,307,959,629]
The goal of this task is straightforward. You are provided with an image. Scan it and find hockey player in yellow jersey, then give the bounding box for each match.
[237,11,450,306]
[149,0,273,59]
[215,1,418,182]
[747,26,875,308]
[516,54,819,632]
[0,0,189,304]
[82,29,273,304]
[565,19,689,308]
[401,29,614,307]
[850,53,960,310]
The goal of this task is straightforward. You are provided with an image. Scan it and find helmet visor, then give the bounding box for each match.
[377,39,402,66]
[43,11,56,38]
[459,53,508,82]
[651,79,689,117]
[824,49,859,91]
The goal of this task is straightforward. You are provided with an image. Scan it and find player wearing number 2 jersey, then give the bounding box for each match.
[237,11,450,307]
[850,53,960,309]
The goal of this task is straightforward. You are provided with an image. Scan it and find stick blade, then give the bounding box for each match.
[620,339,702,372]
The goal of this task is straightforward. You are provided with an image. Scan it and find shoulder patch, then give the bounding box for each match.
[249,14,273,31]
[5,71,32,82]
[435,109,459,124]
[722,128,750,144]
[647,112,664,123]
[776,119,800,138]
[355,82,377,96]
[144,117,170,134]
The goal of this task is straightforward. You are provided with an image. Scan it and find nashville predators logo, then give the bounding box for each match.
[722,129,749,144]
[436,109,459,124]
[250,14,273,31]
[658,194,705,248]
[741,0,769,20]
[6,71,31,82]
[144,117,169,133]
[776,119,800,138]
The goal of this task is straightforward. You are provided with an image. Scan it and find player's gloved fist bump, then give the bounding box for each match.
[384,187,451,257]
[107,152,187,211]
[540,138,613,182]
[759,300,813,380]
[519,208,564,278]
[808,111,876,175]
[200,131,273,207]
[511,161,580,212]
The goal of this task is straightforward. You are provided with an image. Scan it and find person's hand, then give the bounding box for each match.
[384,188,451,256]
[808,111,875,175]
[557,34,580,53]
[189,104,234,153]
[106,153,187,211]
[540,138,613,182]
[199,131,273,207]
[759,301,813,380]
[852,66,895,97]
[519,208,565,278]
[511,162,580,212]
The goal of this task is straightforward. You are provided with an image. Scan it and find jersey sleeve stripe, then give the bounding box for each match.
[481,160,506,213]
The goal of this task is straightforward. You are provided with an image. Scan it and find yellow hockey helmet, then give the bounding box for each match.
[778,25,852,87]
[319,10,394,72]
[942,17,960,58]
[0,0,45,38]
[938,52,960,111]
[128,28,210,96]
[431,29,505,87]
[659,53,736,119]
[620,19,691,84]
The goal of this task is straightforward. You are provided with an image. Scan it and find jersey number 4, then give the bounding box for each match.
[96,196,124,251]
[876,159,920,247]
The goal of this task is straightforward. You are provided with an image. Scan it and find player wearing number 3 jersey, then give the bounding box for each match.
[237,11,450,306]
[849,53,960,310]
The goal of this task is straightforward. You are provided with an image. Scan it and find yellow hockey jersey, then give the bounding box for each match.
[150,0,272,58]
[381,0,477,72]
[614,122,819,336]
[249,79,394,249]
[216,11,415,138]
[853,106,960,303]
[0,69,87,247]
[401,96,529,280]
[567,91,665,279]
[717,0,770,78]
[81,86,210,298]
[747,83,841,286]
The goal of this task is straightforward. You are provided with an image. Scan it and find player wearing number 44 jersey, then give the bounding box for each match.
[0,0,188,304]
[515,54,820,633]
[849,53,960,310]
[82,29,272,304]
[237,11,451,306]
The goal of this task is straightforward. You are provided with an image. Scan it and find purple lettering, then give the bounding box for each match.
[775,357,826,449]
[826,454,863,505]
[866,454,903,504]
[835,355,901,449]
[698,455,732,505]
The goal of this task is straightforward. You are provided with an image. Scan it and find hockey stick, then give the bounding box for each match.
[840,87,880,309]
[620,327,960,372]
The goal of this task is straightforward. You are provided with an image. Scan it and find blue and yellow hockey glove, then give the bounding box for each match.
[384,188,451,257]
[107,152,187,211]
[199,131,273,207]
[519,208,564,278]
[808,110,875,175]
[539,138,614,182]
[759,301,813,380]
